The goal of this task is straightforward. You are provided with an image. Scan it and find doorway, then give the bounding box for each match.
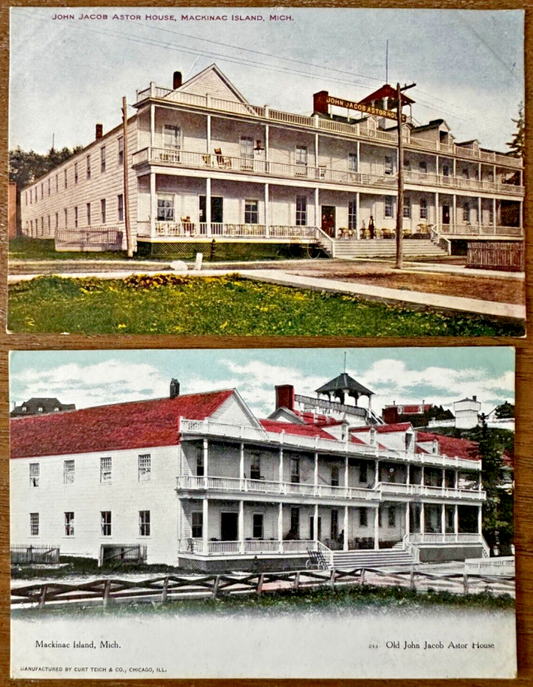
[310,515,322,541]
[199,196,224,223]
[321,206,336,237]
[442,204,450,225]
[220,512,238,541]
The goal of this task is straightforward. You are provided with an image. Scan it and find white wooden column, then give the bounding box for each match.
[265,183,270,238]
[441,503,446,534]
[314,132,319,169]
[405,503,410,537]
[453,194,457,231]
[150,172,157,238]
[314,503,319,542]
[206,114,211,152]
[442,468,446,490]
[355,192,360,240]
[279,448,284,485]
[150,104,155,149]
[454,504,459,542]
[406,463,410,485]
[203,438,209,480]
[278,503,283,552]
[344,506,349,551]
[315,188,319,230]
[202,498,209,552]
[478,504,483,535]
[205,177,212,237]
[239,442,245,487]
[455,470,459,490]
[435,192,439,228]
[265,124,269,164]
[344,455,349,491]
[493,198,496,230]
[436,154,440,174]
[239,500,245,553]
[478,196,482,229]
[375,459,379,487]
[374,507,380,550]
[420,502,425,538]
[453,158,457,177]
[314,452,318,495]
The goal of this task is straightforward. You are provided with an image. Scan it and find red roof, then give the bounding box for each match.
[400,404,433,414]
[10,390,234,459]
[416,432,480,462]
[293,410,344,427]
[352,422,412,434]
[260,419,336,440]
[358,84,415,106]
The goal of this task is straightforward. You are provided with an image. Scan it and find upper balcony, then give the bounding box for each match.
[135,85,522,170]
[132,148,524,198]
[179,418,482,472]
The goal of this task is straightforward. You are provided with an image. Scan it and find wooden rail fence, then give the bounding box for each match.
[11,567,515,610]
[467,241,524,272]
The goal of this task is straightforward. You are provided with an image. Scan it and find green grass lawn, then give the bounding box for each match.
[8,238,134,262]
[8,274,525,336]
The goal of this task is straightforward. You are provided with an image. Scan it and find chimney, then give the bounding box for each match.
[170,378,180,399]
[95,123,103,140]
[473,395,477,402]
[275,384,295,411]
[173,71,183,90]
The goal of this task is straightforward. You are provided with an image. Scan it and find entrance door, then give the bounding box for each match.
[310,516,322,541]
[199,196,224,223]
[442,204,450,225]
[321,206,336,237]
[220,512,238,541]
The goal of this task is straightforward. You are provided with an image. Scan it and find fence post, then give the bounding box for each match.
[162,576,169,603]
[212,575,220,599]
[330,569,336,589]
[359,568,365,587]
[410,565,416,591]
[103,579,111,609]
[39,584,47,610]
[294,572,300,590]
[463,571,469,595]
[256,574,264,595]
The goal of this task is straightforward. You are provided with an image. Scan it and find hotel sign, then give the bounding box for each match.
[314,91,406,122]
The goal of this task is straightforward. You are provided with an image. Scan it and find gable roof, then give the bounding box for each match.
[316,373,373,396]
[416,431,480,461]
[260,419,336,440]
[352,422,413,434]
[11,397,76,416]
[358,84,415,106]
[10,390,234,459]
[178,63,250,104]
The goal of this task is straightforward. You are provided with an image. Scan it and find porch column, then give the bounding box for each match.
[375,459,379,487]
[405,503,410,537]
[314,503,319,542]
[355,192,360,239]
[453,158,456,178]
[374,507,379,550]
[478,196,482,230]
[442,468,446,491]
[455,470,459,490]
[202,498,209,552]
[239,442,245,489]
[420,502,425,539]
[315,188,319,230]
[421,465,425,487]
[206,114,211,153]
[278,503,283,552]
[239,500,245,553]
[441,503,446,535]
[314,452,319,495]
[314,132,319,169]
[265,183,270,238]
[265,124,269,168]
[150,172,156,237]
[205,178,212,237]
[478,504,483,536]
[520,200,524,232]
[435,192,439,229]
[203,438,209,485]
[344,506,349,551]
[493,198,496,230]
[279,448,284,488]
[406,464,410,485]
[344,455,349,492]
[436,154,439,174]
[454,504,459,542]
[453,194,457,231]
[150,104,155,148]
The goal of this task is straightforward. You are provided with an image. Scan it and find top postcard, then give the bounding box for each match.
[7,8,526,337]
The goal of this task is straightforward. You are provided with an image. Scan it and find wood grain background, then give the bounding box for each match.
[0,1,531,684]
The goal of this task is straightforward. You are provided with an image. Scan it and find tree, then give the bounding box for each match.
[494,401,514,419]
[506,103,524,158]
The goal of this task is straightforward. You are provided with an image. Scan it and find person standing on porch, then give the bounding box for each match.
[369,215,376,239]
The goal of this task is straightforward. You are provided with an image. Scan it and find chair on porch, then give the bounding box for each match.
[214,148,231,169]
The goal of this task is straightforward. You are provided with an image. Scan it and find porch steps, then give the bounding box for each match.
[330,549,414,570]
[331,239,448,260]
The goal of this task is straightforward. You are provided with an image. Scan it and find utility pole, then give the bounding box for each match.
[395,82,416,270]
[122,96,133,258]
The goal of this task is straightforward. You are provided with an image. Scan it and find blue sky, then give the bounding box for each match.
[10,347,515,418]
[10,8,523,153]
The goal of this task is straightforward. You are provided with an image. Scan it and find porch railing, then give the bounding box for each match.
[178,538,316,555]
[378,482,485,501]
[179,418,483,471]
[404,170,524,196]
[153,221,317,239]
[438,224,523,237]
[406,533,483,544]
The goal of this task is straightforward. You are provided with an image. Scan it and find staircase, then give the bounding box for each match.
[330,548,415,570]
[330,239,448,260]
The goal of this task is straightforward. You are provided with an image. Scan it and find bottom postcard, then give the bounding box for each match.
[10,347,516,678]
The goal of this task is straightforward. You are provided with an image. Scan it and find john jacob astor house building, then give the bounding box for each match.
[11,373,488,571]
[20,64,523,257]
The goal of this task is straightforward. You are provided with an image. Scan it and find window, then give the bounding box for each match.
[419,161,427,173]
[100,456,112,482]
[74,162,78,184]
[55,212,59,230]
[138,454,151,481]
[348,199,357,230]
[296,196,307,226]
[385,196,393,218]
[348,153,358,172]
[117,194,124,222]
[250,453,261,480]
[403,197,411,219]
[29,463,40,487]
[157,195,174,222]
[442,165,449,177]
[388,506,396,528]
[405,433,413,452]
[86,155,91,179]
[240,136,254,168]
[384,155,393,175]
[87,203,91,226]
[244,199,258,224]
[463,203,470,223]
[64,169,68,188]
[63,460,75,484]
[101,146,106,173]
[253,513,264,539]
[101,511,112,536]
[65,512,75,537]
[30,513,39,536]
[462,168,469,179]
[139,510,150,536]
[74,206,78,228]
[331,509,339,539]
[378,509,382,528]
[41,182,44,199]
[290,507,300,537]
[163,124,181,149]
[48,178,51,195]
[489,203,494,224]
[331,465,339,487]
[403,157,410,169]
[118,136,124,165]
[295,145,308,168]
[420,198,428,220]
[56,174,59,192]
[47,216,51,233]
[290,458,300,484]
[101,199,106,224]
[359,507,367,527]
[192,511,203,538]
[446,508,454,531]
[64,208,68,228]
[359,461,367,483]
[196,448,204,477]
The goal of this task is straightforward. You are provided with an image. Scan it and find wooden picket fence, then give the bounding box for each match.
[467,241,524,272]
[11,566,515,610]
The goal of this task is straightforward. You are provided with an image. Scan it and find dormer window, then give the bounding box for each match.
[250,453,261,481]
[405,432,414,452]
[22,406,27,412]
[38,407,43,412]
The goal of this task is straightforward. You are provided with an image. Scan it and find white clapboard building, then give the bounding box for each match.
[10,374,489,570]
[19,64,524,258]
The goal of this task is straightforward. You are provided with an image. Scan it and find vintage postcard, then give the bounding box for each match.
[7,8,526,336]
[10,347,516,678]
